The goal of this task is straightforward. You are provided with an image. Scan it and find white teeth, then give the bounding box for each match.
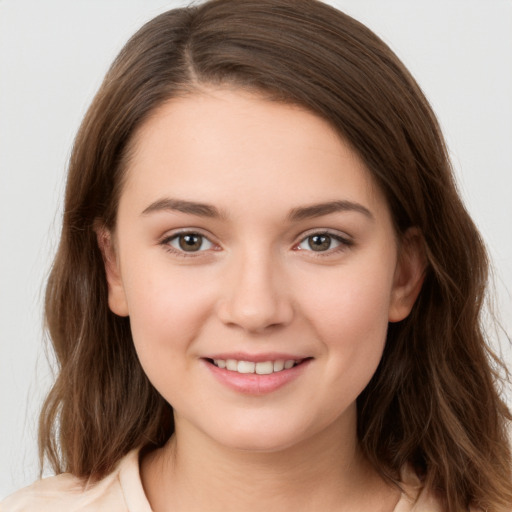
[237,361,256,373]
[226,359,238,371]
[255,361,274,375]
[212,358,301,374]
[273,360,285,372]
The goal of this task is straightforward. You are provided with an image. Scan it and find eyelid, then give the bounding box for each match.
[295,227,353,243]
[159,228,220,256]
[293,229,354,253]
[169,234,214,252]
[158,227,353,257]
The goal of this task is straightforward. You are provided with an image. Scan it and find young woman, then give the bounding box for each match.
[2,0,511,510]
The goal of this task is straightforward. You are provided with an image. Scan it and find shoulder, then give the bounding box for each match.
[0,449,151,512]
[395,466,444,512]
[396,467,480,512]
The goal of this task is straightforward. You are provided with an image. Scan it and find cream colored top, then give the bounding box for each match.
[1,450,443,511]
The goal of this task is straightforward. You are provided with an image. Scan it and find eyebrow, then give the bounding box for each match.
[287,200,374,222]
[141,198,225,219]
[141,197,373,222]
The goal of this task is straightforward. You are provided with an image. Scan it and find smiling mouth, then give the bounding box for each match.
[206,358,308,375]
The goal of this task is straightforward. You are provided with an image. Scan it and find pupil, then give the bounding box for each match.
[308,234,331,251]
[179,234,202,251]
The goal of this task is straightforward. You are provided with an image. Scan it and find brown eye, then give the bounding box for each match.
[179,234,203,251]
[308,234,333,251]
[296,232,351,253]
[167,233,214,253]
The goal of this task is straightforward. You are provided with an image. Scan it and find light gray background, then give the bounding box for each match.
[1,0,511,499]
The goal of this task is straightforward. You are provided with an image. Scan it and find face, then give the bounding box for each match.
[102,88,423,453]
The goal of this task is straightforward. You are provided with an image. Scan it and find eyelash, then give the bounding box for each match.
[159,230,353,257]
[294,231,354,257]
[159,230,218,258]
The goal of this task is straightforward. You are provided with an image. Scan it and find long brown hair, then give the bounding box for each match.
[39,1,512,510]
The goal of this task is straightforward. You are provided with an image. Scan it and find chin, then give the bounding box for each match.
[204,415,318,454]
[220,433,303,454]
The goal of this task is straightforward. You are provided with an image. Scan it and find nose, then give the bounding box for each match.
[216,250,294,334]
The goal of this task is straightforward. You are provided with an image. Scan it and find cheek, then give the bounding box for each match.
[295,254,396,391]
[121,262,216,369]
[311,282,390,371]
[297,256,395,339]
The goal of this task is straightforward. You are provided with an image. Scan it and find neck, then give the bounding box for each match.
[141,407,399,512]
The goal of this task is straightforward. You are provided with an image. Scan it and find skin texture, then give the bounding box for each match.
[100,87,425,511]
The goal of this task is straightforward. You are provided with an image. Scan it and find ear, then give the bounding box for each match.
[388,227,426,323]
[95,225,129,317]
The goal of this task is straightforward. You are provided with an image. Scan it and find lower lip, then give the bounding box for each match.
[204,359,311,395]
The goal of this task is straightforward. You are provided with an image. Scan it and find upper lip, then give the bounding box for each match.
[203,352,311,363]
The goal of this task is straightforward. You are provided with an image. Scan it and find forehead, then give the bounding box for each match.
[120,87,386,220]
